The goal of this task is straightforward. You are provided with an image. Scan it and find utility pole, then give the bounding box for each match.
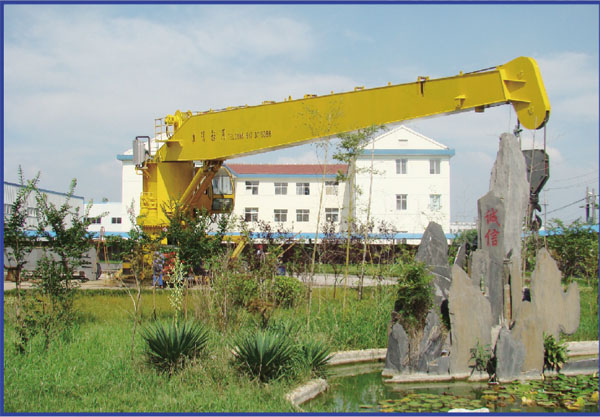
[542,190,548,230]
[592,188,597,224]
[585,187,590,223]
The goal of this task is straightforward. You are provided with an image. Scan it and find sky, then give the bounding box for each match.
[3,3,599,225]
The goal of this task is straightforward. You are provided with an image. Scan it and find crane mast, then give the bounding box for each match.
[135,56,550,234]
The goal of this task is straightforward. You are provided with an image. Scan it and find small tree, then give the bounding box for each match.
[4,168,40,352]
[4,169,40,304]
[117,204,158,361]
[334,125,384,303]
[162,202,229,276]
[35,180,92,303]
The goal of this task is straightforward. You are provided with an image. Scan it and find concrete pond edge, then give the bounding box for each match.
[286,342,599,409]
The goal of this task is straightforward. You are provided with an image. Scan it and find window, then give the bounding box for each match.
[244,207,258,222]
[396,159,407,174]
[430,159,441,175]
[325,181,338,195]
[274,182,288,195]
[86,217,101,224]
[296,183,310,195]
[4,204,12,215]
[245,181,259,195]
[111,217,122,224]
[430,194,441,211]
[396,194,407,211]
[296,209,309,222]
[325,208,339,223]
[274,209,288,222]
[27,207,38,217]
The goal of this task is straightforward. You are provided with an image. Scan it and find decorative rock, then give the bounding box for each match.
[489,133,530,261]
[530,248,580,337]
[495,327,525,382]
[415,310,446,372]
[510,301,544,373]
[448,265,492,374]
[470,249,489,291]
[416,222,452,307]
[384,322,409,373]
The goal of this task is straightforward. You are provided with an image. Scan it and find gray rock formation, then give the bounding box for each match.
[384,320,409,373]
[448,265,492,375]
[530,248,580,337]
[495,327,525,381]
[489,133,530,261]
[416,222,452,308]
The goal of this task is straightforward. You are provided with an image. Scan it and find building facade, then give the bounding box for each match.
[4,181,85,230]
[354,126,453,237]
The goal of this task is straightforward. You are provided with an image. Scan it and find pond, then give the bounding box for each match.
[305,365,599,413]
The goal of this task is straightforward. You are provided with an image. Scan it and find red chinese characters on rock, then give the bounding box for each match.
[484,208,501,247]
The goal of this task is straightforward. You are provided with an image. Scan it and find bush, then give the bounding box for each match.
[232,330,295,382]
[273,275,304,307]
[393,260,433,332]
[544,333,568,374]
[545,219,599,284]
[142,320,209,375]
[227,274,259,307]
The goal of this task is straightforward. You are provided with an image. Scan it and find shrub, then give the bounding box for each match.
[469,340,496,381]
[273,275,304,307]
[393,260,433,332]
[544,333,568,374]
[227,274,259,307]
[232,330,295,382]
[297,339,332,377]
[142,320,209,375]
[545,219,599,285]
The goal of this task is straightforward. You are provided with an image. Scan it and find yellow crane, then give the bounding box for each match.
[134,56,550,235]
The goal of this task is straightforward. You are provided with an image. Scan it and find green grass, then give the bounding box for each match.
[3,286,394,413]
[3,279,596,413]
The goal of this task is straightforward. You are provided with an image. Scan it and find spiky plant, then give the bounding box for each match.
[299,339,332,377]
[142,321,209,375]
[232,330,295,382]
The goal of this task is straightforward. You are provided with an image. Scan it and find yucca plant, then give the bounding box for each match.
[142,320,209,375]
[299,339,332,377]
[232,330,295,382]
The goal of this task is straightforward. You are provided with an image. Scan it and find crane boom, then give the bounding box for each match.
[136,56,550,233]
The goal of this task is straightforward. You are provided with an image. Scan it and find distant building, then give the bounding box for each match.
[3,181,84,230]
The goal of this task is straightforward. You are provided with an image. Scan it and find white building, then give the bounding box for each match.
[104,126,455,241]
[229,126,454,242]
[226,163,349,239]
[354,126,453,238]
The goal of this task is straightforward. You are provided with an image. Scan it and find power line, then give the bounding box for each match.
[546,180,599,191]
[551,169,599,183]
[546,198,586,215]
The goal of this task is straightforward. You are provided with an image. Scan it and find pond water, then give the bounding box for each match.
[305,364,599,413]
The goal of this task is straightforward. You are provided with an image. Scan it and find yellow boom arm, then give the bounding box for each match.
[138,56,550,232]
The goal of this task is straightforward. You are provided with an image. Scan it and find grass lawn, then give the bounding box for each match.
[3,286,394,413]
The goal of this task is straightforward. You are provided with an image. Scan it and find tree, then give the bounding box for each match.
[34,179,93,312]
[161,202,229,276]
[334,125,384,303]
[4,169,39,297]
[4,168,40,352]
